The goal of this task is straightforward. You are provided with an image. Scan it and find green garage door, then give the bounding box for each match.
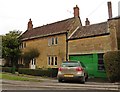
[69,54,106,78]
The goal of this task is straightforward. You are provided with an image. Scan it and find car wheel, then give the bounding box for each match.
[85,74,88,81]
[58,79,63,82]
[81,76,85,84]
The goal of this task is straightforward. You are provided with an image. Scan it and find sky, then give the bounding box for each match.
[0,0,119,35]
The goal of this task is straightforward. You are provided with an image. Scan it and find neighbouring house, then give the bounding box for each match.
[20,5,81,69]
[68,2,120,78]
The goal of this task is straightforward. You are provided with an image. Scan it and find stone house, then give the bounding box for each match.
[20,5,81,69]
[68,2,120,78]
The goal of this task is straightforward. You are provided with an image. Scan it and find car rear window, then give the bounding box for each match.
[61,62,80,67]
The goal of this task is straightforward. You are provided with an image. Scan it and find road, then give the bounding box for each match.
[1,78,120,92]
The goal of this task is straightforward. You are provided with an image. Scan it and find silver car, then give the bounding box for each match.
[57,61,88,83]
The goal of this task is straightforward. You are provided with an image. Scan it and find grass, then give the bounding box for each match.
[0,72,41,82]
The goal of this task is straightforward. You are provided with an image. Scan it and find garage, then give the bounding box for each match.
[69,53,106,78]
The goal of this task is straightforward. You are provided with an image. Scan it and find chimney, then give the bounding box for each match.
[27,19,33,30]
[85,18,90,26]
[73,5,79,17]
[107,2,112,19]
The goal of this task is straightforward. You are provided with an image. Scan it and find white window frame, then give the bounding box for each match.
[48,38,52,46]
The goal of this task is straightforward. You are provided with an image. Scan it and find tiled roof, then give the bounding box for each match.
[21,17,78,40]
[69,22,109,39]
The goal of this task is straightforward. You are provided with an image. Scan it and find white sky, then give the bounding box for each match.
[0,0,119,35]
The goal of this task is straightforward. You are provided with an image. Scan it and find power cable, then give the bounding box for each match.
[86,0,107,18]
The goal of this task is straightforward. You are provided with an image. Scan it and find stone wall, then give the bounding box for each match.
[68,35,111,55]
[22,33,67,68]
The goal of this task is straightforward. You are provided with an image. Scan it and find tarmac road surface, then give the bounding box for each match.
[1,78,120,92]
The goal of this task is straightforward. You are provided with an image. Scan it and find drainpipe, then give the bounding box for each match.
[66,31,69,61]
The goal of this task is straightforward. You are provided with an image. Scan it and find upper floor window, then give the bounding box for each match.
[48,37,58,46]
[20,42,26,49]
[55,37,58,45]
[52,38,54,45]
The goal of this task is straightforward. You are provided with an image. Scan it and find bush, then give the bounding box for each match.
[104,50,120,82]
[18,68,58,77]
[2,67,12,73]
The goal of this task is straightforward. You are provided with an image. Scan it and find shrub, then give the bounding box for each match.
[104,50,120,82]
[18,68,58,77]
[2,67,12,73]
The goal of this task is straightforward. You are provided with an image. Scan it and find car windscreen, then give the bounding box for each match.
[61,62,80,67]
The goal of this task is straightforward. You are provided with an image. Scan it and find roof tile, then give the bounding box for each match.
[21,17,77,40]
[70,22,109,39]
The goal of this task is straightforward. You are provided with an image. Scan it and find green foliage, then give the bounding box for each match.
[103,50,120,82]
[22,48,39,65]
[2,31,22,73]
[2,67,12,73]
[18,68,58,77]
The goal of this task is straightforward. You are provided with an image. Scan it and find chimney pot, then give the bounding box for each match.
[85,18,90,26]
[73,5,79,17]
[27,18,33,30]
[107,2,112,19]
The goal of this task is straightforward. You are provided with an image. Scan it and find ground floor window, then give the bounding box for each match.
[47,56,58,66]
[98,53,105,71]
[31,58,36,65]
[30,58,36,69]
[18,58,23,64]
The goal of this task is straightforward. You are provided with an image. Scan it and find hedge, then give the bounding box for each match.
[104,50,120,82]
[2,67,12,73]
[18,68,58,77]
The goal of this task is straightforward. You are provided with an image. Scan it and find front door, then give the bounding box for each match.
[30,58,36,69]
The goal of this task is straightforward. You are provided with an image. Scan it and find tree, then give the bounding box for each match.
[22,48,40,68]
[2,30,22,73]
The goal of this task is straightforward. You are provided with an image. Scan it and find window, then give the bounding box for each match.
[52,38,54,45]
[18,58,23,64]
[32,58,36,65]
[51,57,54,65]
[24,43,26,48]
[55,57,57,65]
[20,42,26,48]
[47,56,58,66]
[48,37,58,46]
[55,37,58,45]
[98,54,105,71]
[48,38,52,46]
[48,57,51,65]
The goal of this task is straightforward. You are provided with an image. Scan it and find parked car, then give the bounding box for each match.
[57,61,88,83]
